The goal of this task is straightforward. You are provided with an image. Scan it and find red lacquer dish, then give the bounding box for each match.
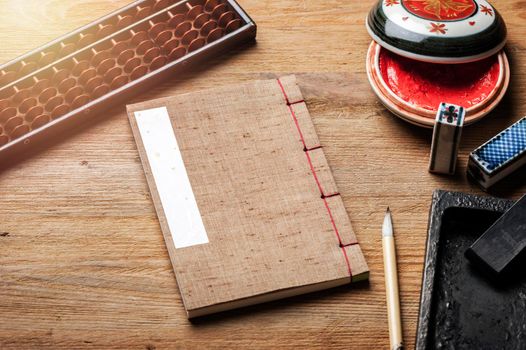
[366,0,509,127]
[366,41,510,128]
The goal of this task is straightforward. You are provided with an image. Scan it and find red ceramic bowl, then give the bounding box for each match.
[366,41,510,128]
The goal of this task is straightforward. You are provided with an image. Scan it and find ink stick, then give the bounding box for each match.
[465,194,526,278]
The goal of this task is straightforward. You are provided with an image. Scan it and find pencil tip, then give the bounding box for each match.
[383,206,393,237]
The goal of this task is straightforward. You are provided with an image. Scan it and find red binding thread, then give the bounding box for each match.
[277,78,353,281]
[277,79,305,105]
[306,145,322,151]
[304,146,325,195]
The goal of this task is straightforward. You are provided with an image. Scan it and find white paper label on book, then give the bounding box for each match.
[134,107,209,249]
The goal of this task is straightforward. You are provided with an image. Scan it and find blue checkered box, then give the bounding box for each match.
[468,117,526,190]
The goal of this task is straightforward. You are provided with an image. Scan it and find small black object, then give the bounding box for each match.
[465,194,526,278]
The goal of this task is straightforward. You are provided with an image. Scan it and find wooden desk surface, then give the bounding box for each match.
[0,1,525,349]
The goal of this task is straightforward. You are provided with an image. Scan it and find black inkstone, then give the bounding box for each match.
[416,190,526,350]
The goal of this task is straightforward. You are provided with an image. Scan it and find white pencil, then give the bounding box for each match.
[382,207,403,350]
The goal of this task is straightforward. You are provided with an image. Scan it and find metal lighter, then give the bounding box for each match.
[429,103,465,175]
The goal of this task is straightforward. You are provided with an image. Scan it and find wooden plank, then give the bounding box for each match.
[0,0,526,348]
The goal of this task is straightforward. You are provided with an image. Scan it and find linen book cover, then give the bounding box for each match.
[127,75,369,318]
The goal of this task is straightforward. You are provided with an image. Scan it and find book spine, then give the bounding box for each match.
[277,75,363,282]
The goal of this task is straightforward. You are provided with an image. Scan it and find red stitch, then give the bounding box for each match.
[322,197,343,245]
[290,99,305,105]
[304,147,324,195]
[277,78,290,105]
[277,78,353,282]
[340,243,353,282]
[287,100,308,150]
[321,193,340,199]
[306,145,322,151]
[276,79,305,105]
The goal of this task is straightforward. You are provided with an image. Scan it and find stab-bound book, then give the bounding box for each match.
[127,75,369,318]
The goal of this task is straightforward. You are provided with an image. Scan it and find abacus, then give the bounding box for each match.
[0,0,256,159]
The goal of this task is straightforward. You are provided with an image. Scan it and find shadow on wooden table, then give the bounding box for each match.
[189,279,371,325]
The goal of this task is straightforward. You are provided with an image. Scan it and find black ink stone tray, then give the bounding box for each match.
[416,190,526,350]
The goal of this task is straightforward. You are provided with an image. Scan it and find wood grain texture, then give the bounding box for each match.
[0,0,525,349]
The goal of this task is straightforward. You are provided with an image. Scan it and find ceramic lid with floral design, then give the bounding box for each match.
[366,0,507,63]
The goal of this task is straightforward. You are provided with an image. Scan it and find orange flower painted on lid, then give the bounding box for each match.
[429,22,448,34]
[385,0,400,6]
[402,0,477,21]
[480,5,493,16]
